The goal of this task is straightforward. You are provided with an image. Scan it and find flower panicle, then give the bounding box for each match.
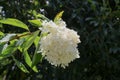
[39,18,81,68]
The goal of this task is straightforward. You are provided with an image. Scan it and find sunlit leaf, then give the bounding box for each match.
[0,18,29,31]
[23,51,38,72]
[21,30,40,51]
[0,43,8,54]
[0,34,16,43]
[0,41,17,58]
[36,13,45,18]
[34,36,40,48]
[0,31,4,36]
[54,11,64,22]
[28,19,42,27]
[0,38,25,59]
[36,14,49,20]
[15,38,25,47]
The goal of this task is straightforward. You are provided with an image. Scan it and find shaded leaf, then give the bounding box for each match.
[13,57,29,73]
[111,10,120,17]
[32,42,42,67]
[32,52,42,67]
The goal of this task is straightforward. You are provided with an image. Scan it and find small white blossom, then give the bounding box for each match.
[39,20,81,68]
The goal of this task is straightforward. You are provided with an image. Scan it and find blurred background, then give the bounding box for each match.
[0,0,120,80]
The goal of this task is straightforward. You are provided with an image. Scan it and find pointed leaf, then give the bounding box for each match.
[0,43,8,54]
[32,52,42,67]
[54,11,64,22]
[0,41,17,58]
[0,34,16,43]
[34,36,40,48]
[28,19,42,27]
[0,18,29,30]
[21,30,40,51]
[32,43,42,67]
[13,57,29,73]
[23,51,32,66]
[23,51,38,72]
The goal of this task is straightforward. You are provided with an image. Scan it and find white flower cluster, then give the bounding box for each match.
[39,20,81,68]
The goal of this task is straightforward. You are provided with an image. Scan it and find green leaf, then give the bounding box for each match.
[34,36,40,48]
[32,33,43,67]
[0,18,29,31]
[36,14,49,21]
[31,33,43,67]
[23,51,38,72]
[32,42,42,67]
[0,43,8,54]
[0,39,25,59]
[28,19,42,27]
[13,56,29,73]
[0,34,16,43]
[0,43,5,54]
[0,31,4,36]
[0,41,17,58]
[15,38,25,47]
[36,13,45,18]
[21,30,40,51]
[54,11,64,22]
[31,32,48,67]
[32,52,42,67]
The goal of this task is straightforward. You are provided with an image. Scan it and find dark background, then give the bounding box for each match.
[0,0,120,80]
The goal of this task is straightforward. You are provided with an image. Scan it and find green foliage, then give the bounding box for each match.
[28,19,42,27]
[0,31,4,36]
[0,0,120,80]
[20,30,40,51]
[54,10,64,22]
[0,6,42,78]
[0,34,16,43]
[0,18,29,31]
[23,51,38,72]
[12,56,29,73]
[0,31,40,73]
